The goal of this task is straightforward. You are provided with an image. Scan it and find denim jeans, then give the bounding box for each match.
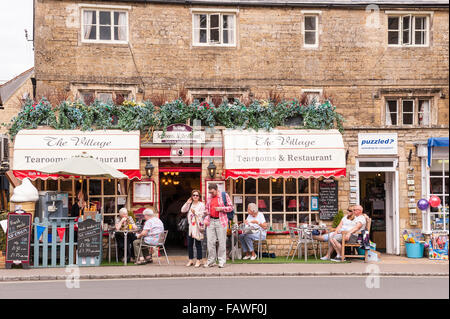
[239,232,266,253]
[187,235,203,260]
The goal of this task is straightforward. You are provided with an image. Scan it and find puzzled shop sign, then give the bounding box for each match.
[13,130,140,170]
[358,133,398,155]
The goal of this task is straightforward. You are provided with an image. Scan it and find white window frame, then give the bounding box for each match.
[426,156,449,234]
[191,9,238,47]
[384,97,432,127]
[385,99,399,126]
[302,14,320,48]
[81,7,129,44]
[386,12,431,47]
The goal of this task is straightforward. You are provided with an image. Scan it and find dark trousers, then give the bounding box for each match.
[188,235,203,260]
[115,232,137,260]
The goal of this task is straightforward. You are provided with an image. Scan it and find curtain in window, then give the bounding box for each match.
[117,12,127,41]
[223,15,234,44]
[83,10,94,39]
[419,100,430,125]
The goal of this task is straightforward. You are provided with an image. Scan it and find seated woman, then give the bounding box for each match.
[133,208,164,265]
[115,207,138,263]
[239,203,268,261]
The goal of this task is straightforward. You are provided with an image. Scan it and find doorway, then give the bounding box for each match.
[159,170,201,255]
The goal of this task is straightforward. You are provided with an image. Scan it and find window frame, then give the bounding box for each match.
[81,8,129,44]
[428,158,449,233]
[384,97,432,127]
[303,14,319,48]
[386,13,430,47]
[228,177,321,229]
[78,90,131,104]
[191,10,237,47]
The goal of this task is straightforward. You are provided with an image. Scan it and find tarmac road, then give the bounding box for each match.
[0,276,448,299]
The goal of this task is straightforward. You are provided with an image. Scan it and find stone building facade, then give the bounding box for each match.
[17,0,450,256]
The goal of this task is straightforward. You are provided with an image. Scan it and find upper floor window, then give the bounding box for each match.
[82,9,128,43]
[388,14,429,46]
[79,90,131,104]
[192,12,236,46]
[303,15,319,47]
[385,98,431,126]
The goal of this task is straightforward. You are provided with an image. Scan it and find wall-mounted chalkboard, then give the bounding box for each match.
[5,212,32,268]
[319,180,339,220]
[77,218,102,257]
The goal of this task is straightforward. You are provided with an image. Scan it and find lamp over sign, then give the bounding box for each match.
[145,158,154,177]
[207,161,217,178]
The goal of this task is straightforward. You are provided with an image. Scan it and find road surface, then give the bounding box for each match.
[0,276,447,299]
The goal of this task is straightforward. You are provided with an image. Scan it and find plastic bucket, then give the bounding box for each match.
[405,243,424,258]
[357,248,365,255]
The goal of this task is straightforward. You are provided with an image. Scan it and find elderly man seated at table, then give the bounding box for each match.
[133,208,164,265]
[239,203,268,261]
[115,207,138,263]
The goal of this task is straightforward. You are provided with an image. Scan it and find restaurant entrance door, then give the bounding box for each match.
[159,169,201,254]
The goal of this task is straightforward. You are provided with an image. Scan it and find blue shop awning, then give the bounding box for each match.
[428,137,449,166]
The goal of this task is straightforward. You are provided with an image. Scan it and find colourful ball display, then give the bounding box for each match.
[429,195,441,208]
[417,199,429,211]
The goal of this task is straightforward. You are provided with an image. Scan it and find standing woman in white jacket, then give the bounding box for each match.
[181,189,206,267]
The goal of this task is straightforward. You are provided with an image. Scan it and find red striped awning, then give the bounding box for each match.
[12,169,142,181]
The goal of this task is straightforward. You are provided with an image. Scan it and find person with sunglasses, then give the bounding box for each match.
[181,189,206,267]
[320,206,355,261]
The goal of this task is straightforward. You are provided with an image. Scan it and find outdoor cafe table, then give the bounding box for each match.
[293,224,328,261]
[108,228,139,266]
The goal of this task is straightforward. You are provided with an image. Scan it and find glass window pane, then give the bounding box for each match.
[298,179,309,193]
[286,196,297,212]
[99,11,111,25]
[199,14,207,28]
[89,198,102,212]
[311,179,319,194]
[299,196,309,212]
[258,178,270,194]
[402,100,413,113]
[210,14,219,28]
[60,180,73,196]
[47,180,58,190]
[388,31,399,45]
[402,16,410,44]
[98,92,113,103]
[403,113,413,125]
[245,178,256,194]
[100,26,111,40]
[415,16,426,30]
[89,180,102,196]
[271,178,284,194]
[272,214,284,228]
[388,17,399,30]
[234,178,243,194]
[304,16,316,30]
[210,28,219,43]
[305,31,316,45]
[387,100,397,112]
[258,196,270,213]
[418,100,430,125]
[415,31,425,45]
[272,196,284,212]
[286,178,296,194]
[104,179,115,195]
[430,178,443,194]
[286,214,297,225]
[200,29,207,43]
[104,198,116,215]
[299,213,310,224]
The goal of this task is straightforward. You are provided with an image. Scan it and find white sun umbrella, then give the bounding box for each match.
[37,154,128,179]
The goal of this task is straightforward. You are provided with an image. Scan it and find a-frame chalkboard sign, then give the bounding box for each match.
[5,211,32,269]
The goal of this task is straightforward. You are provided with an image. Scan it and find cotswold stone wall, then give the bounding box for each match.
[34,1,449,128]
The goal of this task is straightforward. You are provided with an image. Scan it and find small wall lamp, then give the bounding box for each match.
[145,158,154,177]
[207,161,217,178]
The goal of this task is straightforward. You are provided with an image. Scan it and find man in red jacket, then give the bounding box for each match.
[203,183,233,268]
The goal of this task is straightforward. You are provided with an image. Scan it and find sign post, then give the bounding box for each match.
[5,211,32,269]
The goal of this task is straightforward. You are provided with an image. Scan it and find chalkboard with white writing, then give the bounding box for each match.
[5,212,32,268]
[77,218,102,257]
[319,180,339,220]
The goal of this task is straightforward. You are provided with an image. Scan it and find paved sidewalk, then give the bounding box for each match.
[0,254,448,282]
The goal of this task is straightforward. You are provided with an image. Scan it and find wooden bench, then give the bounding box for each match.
[341,214,371,262]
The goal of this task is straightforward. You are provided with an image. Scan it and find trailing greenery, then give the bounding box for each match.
[2,97,344,140]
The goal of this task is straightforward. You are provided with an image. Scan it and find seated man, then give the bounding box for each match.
[328,205,366,262]
[115,207,138,263]
[133,208,164,265]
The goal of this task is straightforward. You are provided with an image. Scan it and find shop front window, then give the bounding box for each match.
[230,177,320,230]
[429,159,449,232]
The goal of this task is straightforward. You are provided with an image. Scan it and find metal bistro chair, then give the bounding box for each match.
[291,227,318,261]
[253,230,270,260]
[286,227,299,261]
[137,230,169,265]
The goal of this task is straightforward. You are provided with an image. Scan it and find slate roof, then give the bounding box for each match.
[90,0,449,7]
[0,68,34,107]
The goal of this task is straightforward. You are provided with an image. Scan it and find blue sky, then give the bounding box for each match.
[0,0,34,84]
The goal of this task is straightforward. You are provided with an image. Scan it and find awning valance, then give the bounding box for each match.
[428,137,449,166]
[12,129,141,180]
[223,129,346,179]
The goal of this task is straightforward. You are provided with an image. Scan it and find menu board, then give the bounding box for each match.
[319,180,339,220]
[5,212,32,267]
[77,218,102,257]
